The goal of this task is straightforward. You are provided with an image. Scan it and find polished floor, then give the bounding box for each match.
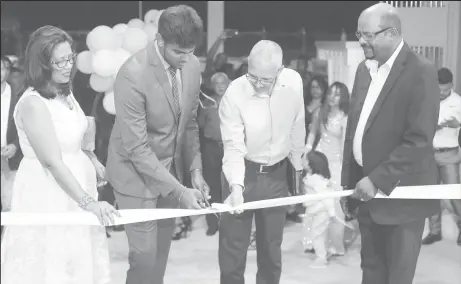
[109,214,461,284]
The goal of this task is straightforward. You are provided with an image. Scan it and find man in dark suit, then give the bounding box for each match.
[106,5,209,284]
[341,3,440,284]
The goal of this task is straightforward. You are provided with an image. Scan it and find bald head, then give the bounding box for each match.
[360,3,402,34]
[248,40,283,72]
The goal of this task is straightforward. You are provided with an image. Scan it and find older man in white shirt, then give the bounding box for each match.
[422,67,461,246]
[218,40,305,284]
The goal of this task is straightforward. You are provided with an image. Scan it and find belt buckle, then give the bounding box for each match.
[258,164,269,174]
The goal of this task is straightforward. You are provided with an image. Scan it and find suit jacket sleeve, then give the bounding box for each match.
[184,82,203,173]
[114,67,185,197]
[341,64,362,188]
[368,62,440,195]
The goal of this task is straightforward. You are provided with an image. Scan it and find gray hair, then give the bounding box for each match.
[210,72,229,86]
[248,40,283,70]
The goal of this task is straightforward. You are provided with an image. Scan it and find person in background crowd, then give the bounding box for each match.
[219,40,305,284]
[203,29,238,85]
[235,60,249,78]
[1,25,118,283]
[341,4,440,284]
[422,67,461,246]
[305,81,350,256]
[1,55,23,216]
[304,76,328,139]
[198,72,230,236]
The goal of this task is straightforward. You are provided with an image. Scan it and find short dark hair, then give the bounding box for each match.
[304,150,331,179]
[158,5,204,48]
[438,68,453,85]
[23,25,74,99]
[305,75,328,106]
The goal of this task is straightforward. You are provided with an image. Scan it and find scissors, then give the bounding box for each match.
[199,192,220,219]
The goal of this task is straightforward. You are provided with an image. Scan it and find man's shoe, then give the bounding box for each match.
[286,212,302,223]
[422,233,442,245]
[206,227,218,236]
[457,232,461,246]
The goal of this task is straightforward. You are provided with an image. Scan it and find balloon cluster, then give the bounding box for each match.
[76,9,163,115]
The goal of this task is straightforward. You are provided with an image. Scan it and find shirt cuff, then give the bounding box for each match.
[289,154,303,172]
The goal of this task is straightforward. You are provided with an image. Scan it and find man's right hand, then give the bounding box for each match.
[224,184,244,214]
[176,187,204,210]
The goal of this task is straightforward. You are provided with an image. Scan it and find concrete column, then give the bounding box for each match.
[207,1,225,53]
[446,1,461,92]
[458,2,461,93]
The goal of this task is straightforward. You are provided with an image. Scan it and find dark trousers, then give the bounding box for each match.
[202,137,224,231]
[358,207,425,284]
[219,160,289,284]
[113,165,179,284]
[350,164,426,284]
[114,192,177,284]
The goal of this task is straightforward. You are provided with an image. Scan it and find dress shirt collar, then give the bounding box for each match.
[1,82,11,97]
[154,40,172,71]
[365,39,404,74]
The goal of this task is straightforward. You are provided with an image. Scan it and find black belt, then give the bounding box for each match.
[245,158,286,174]
[434,147,458,153]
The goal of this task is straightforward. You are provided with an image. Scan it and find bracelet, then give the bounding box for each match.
[230,184,245,193]
[77,194,97,210]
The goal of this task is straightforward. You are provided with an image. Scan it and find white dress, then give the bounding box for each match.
[315,112,347,254]
[1,88,111,284]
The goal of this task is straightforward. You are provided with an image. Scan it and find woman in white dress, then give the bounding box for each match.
[304,82,350,256]
[1,25,119,284]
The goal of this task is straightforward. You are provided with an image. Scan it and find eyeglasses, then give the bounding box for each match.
[51,54,76,69]
[356,27,393,41]
[246,73,276,85]
[440,87,452,97]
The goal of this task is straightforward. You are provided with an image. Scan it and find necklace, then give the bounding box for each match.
[57,94,74,110]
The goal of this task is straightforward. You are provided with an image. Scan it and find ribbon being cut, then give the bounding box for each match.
[1,184,459,226]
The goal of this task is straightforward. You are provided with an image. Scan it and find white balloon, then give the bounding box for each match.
[86,25,117,52]
[76,51,93,74]
[127,18,145,29]
[103,91,116,115]
[92,49,117,77]
[122,28,148,54]
[144,9,161,25]
[113,23,128,35]
[143,23,158,42]
[114,33,124,49]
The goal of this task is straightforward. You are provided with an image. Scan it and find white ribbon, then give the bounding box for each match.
[1,184,459,226]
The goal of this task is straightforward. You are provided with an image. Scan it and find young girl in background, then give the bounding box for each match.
[301,150,348,268]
